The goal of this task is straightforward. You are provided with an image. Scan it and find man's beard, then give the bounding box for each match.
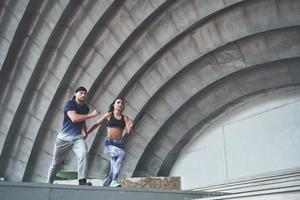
[77,97,85,103]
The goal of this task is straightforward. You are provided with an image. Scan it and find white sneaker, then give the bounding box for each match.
[110,180,121,187]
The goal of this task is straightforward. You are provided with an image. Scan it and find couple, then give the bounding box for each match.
[47,86,134,187]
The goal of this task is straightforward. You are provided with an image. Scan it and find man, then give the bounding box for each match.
[47,86,100,186]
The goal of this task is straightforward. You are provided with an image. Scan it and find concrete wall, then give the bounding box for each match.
[170,87,300,190]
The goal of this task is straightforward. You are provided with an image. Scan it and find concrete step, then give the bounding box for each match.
[190,169,300,199]
[192,184,300,200]
[0,181,221,200]
[192,169,300,193]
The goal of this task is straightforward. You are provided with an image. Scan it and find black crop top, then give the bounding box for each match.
[107,112,126,129]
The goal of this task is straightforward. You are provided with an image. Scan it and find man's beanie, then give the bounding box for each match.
[75,86,87,93]
[72,86,87,100]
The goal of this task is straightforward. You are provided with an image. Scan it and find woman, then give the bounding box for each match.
[87,97,134,187]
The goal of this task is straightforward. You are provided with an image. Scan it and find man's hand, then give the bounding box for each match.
[90,108,101,117]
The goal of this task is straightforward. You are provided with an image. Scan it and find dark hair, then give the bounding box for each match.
[108,97,124,112]
[72,86,87,100]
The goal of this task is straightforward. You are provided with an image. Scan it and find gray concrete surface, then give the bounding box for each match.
[0,181,216,200]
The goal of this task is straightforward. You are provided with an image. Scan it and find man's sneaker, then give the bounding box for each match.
[78,178,92,186]
[109,180,121,187]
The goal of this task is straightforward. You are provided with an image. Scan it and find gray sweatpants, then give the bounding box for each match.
[47,137,88,183]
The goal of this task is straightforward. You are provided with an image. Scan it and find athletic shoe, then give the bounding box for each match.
[109,180,121,187]
[79,178,92,186]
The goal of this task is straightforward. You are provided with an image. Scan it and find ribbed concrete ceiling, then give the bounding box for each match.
[0,0,299,182]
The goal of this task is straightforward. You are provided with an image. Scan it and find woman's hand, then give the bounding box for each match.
[126,117,134,135]
[82,130,88,139]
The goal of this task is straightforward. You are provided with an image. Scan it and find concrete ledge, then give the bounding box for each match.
[120,176,181,190]
[0,181,219,200]
[54,173,181,190]
[54,177,181,190]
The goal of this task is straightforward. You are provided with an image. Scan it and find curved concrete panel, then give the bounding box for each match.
[87,0,249,178]
[129,26,300,176]
[135,58,300,177]
[121,0,300,176]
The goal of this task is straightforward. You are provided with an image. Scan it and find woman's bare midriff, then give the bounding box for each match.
[107,127,123,140]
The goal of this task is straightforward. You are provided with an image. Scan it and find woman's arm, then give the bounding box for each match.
[124,116,134,135]
[82,122,88,139]
[87,112,110,134]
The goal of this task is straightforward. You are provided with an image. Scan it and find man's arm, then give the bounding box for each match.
[67,108,100,123]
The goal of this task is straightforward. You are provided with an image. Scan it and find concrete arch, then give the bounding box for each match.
[86,0,248,178]
[24,0,174,181]
[0,0,69,181]
[0,0,119,181]
[88,0,246,113]
[69,0,300,179]
[0,0,30,70]
[134,58,300,177]
[125,26,300,176]
[22,0,121,181]
[118,0,300,176]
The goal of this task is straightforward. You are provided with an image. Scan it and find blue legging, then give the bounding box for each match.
[102,144,126,186]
